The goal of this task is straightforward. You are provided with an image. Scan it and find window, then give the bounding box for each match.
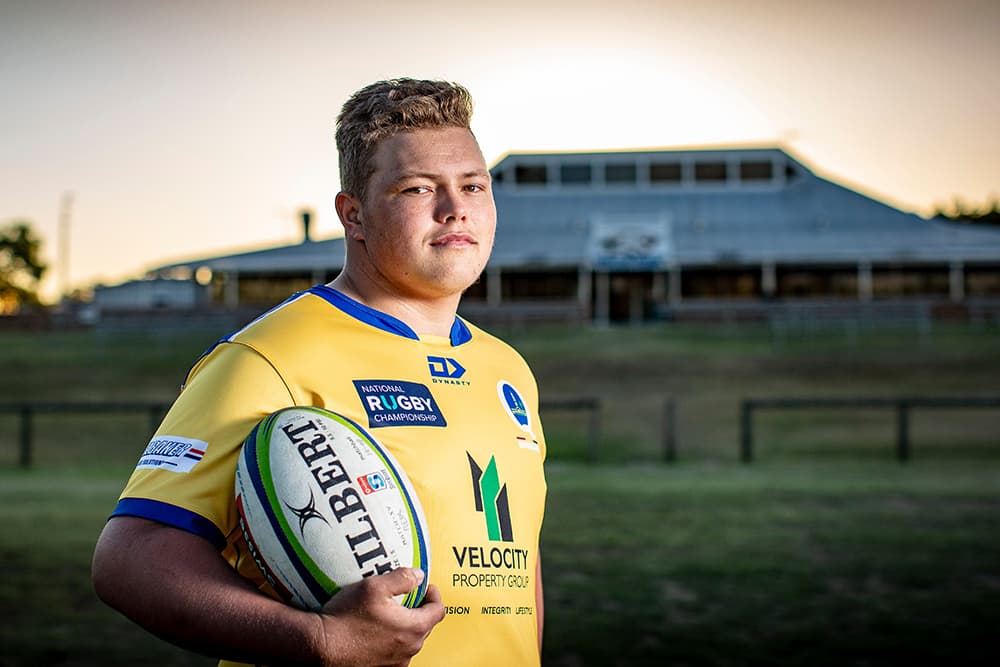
[502,271,578,299]
[605,163,637,184]
[491,169,505,184]
[650,162,682,183]
[560,163,592,185]
[515,164,548,185]
[739,160,773,181]
[695,161,727,182]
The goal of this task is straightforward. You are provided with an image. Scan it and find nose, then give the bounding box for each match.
[435,186,468,224]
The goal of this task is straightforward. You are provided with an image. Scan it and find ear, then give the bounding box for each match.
[335,191,365,241]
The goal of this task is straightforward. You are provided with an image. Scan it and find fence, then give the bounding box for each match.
[740,395,1000,463]
[1,397,629,468]
[0,401,171,468]
[540,396,678,462]
[538,397,602,462]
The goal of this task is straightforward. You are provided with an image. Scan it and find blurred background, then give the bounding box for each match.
[2,0,999,313]
[2,1,999,666]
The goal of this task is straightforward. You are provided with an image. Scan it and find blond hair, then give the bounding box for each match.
[335,78,474,201]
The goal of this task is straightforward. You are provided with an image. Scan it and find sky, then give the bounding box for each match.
[2,0,999,303]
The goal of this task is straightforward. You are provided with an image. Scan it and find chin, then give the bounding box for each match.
[425,273,480,299]
[423,263,485,294]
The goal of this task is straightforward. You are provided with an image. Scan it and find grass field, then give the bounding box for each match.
[2,322,999,665]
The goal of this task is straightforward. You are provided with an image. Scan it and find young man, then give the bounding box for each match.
[92,79,547,666]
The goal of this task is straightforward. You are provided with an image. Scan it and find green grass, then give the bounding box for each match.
[0,468,213,666]
[2,461,999,666]
[540,460,1000,666]
[1,322,999,665]
[503,323,1000,463]
[4,323,998,465]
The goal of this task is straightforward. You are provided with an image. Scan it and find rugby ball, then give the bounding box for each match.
[234,406,430,610]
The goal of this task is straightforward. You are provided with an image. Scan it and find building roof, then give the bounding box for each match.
[152,146,1000,276]
[489,147,1000,268]
[155,237,346,275]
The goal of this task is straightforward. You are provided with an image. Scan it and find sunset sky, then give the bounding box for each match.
[2,0,998,302]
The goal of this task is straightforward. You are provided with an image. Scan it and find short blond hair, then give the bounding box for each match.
[335,78,474,200]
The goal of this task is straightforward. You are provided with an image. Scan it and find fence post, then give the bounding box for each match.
[148,404,164,435]
[740,401,754,463]
[896,400,910,463]
[19,405,33,468]
[586,400,601,463]
[662,397,677,462]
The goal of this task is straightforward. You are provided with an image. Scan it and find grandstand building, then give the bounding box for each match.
[147,146,1000,325]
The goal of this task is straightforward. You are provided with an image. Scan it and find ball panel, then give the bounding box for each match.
[323,410,431,605]
[240,416,338,608]
[235,406,431,611]
[259,412,342,600]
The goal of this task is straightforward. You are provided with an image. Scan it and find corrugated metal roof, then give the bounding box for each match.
[156,238,346,273]
[490,147,1000,268]
[154,147,1000,274]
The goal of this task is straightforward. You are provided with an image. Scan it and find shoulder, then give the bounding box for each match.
[463,319,529,363]
[184,290,363,394]
[225,291,370,364]
[234,291,348,344]
[461,319,539,391]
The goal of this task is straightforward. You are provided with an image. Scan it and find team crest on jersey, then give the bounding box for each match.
[353,380,447,428]
[135,435,207,473]
[498,381,539,451]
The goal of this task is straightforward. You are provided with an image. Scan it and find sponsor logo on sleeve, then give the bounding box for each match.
[136,435,208,473]
[353,380,447,428]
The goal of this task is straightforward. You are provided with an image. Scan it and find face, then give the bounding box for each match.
[339,126,496,302]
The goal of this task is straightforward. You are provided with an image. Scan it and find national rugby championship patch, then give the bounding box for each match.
[353,380,447,428]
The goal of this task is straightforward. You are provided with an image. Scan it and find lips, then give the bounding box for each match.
[430,233,476,247]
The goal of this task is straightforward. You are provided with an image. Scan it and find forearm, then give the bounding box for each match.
[93,516,322,666]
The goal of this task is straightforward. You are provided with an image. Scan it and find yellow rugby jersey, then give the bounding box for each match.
[113,285,547,666]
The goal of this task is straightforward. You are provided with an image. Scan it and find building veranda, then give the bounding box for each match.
[102,146,1000,327]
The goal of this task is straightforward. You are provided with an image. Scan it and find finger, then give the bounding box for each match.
[381,567,425,597]
[422,583,442,606]
[412,584,446,626]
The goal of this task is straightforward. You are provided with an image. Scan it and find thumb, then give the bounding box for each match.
[380,567,425,597]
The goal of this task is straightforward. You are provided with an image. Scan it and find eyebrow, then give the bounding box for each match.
[394,169,491,182]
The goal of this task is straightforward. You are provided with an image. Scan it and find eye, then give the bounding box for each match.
[403,185,431,195]
[464,183,487,193]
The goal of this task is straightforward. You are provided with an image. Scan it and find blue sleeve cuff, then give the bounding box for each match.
[110,498,227,551]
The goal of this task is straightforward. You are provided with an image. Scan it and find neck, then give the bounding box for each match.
[329,273,461,338]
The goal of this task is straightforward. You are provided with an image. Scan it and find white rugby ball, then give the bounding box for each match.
[234,406,431,610]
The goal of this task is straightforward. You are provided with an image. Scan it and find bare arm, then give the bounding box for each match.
[536,553,544,655]
[92,516,444,667]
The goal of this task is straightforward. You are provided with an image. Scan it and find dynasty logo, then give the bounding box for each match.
[467,453,513,542]
[427,356,470,386]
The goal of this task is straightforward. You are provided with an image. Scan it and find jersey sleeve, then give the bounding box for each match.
[111,341,296,548]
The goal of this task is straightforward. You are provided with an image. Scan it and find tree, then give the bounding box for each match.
[0,221,48,314]
[933,197,1000,226]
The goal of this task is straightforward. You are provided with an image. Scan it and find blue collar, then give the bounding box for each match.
[308,284,472,347]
